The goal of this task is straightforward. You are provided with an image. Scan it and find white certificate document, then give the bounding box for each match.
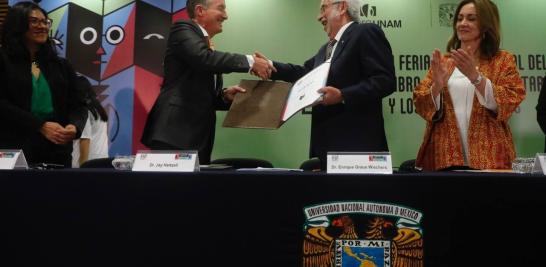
[282,62,330,121]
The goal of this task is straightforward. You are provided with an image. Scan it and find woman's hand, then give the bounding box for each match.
[450,47,480,82]
[40,122,77,145]
[431,49,448,97]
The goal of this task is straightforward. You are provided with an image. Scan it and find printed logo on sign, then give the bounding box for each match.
[439,4,457,27]
[175,153,192,160]
[369,155,387,162]
[0,152,15,159]
[361,4,377,17]
[303,201,424,267]
[360,3,402,29]
[336,240,390,267]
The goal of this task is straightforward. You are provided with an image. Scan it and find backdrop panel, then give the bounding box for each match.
[7,0,545,168]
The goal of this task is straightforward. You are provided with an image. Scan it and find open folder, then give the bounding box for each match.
[222,62,330,129]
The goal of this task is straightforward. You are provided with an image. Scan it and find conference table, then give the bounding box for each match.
[0,169,544,267]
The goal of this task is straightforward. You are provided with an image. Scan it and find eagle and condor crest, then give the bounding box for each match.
[303,201,424,267]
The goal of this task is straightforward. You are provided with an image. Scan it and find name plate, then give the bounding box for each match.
[327,152,392,174]
[132,150,199,172]
[0,149,28,170]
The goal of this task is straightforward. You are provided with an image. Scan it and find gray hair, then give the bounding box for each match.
[337,0,361,22]
[187,0,211,19]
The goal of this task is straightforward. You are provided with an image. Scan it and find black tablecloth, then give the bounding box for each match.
[0,169,544,266]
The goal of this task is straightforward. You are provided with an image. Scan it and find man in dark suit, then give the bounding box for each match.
[264,0,396,169]
[141,0,273,164]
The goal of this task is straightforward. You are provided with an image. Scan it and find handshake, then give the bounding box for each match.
[223,52,277,102]
[250,52,277,80]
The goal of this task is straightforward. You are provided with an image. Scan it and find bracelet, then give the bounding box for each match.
[471,73,483,85]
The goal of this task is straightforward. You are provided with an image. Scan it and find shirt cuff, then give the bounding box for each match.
[246,55,273,73]
[475,79,498,112]
[246,55,254,73]
[431,86,441,111]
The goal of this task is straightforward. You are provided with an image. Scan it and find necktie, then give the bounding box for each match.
[206,36,215,50]
[205,36,219,92]
[325,39,337,62]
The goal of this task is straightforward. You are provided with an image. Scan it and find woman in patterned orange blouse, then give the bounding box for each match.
[413,0,525,171]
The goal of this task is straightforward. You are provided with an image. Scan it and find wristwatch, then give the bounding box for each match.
[471,73,483,85]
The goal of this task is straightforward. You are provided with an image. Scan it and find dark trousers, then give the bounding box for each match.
[22,133,72,167]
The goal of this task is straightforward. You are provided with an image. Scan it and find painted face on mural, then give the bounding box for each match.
[456,3,481,43]
[64,3,136,82]
[65,4,103,81]
[135,2,171,76]
[25,9,50,48]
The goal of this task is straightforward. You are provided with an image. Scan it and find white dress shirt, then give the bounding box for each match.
[72,111,109,168]
[328,21,354,61]
[432,68,497,165]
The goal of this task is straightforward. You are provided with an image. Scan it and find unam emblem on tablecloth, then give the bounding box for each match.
[303,201,424,267]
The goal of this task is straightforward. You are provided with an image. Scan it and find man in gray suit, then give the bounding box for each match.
[141,0,273,164]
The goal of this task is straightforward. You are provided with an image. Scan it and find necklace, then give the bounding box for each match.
[31,60,41,78]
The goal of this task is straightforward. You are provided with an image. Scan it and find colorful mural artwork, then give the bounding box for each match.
[9,0,189,156]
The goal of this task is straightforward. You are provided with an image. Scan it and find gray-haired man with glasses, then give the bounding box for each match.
[258,0,396,170]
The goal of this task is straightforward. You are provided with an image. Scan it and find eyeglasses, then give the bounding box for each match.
[320,0,343,14]
[29,17,52,28]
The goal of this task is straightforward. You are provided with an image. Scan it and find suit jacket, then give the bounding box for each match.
[271,23,396,166]
[141,20,250,164]
[413,50,525,170]
[0,48,87,163]
[536,76,546,152]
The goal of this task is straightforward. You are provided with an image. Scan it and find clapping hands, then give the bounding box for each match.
[251,51,276,80]
[431,49,448,97]
[450,47,480,82]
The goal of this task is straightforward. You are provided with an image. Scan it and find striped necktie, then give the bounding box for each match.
[325,39,337,62]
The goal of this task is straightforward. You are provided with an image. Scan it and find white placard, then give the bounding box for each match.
[132,150,199,172]
[533,153,546,175]
[0,149,28,170]
[327,152,392,174]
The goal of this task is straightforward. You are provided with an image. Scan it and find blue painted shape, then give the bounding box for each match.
[101,3,135,77]
[101,67,135,156]
[140,0,172,12]
[173,0,186,12]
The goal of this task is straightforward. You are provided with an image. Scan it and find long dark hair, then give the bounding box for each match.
[446,0,501,60]
[77,75,108,122]
[1,1,58,62]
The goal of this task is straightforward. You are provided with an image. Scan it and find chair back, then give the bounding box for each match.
[398,159,419,173]
[80,157,115,169]
[210,158,273,169]
[299,157,321,171]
